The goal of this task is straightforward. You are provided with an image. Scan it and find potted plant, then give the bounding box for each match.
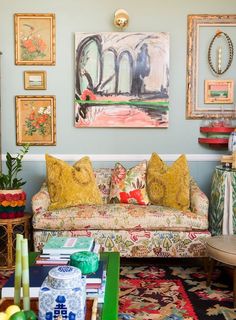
[0,145,29,219]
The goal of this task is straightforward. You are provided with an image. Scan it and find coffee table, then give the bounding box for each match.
[29,252,120,320]
[206,235,236,308]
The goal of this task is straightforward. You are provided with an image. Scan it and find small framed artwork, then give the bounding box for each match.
[24,71,47,90]
[204,80,234,104]
[16,95,56,145]
[14,13,56,65]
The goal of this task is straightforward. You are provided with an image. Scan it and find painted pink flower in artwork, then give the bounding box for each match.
[23,39,34,50]
[37,39,47,52]
[81,89,96,101]
[25,105,51,137]
[20,24,47,61]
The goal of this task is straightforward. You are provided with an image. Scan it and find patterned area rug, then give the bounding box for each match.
[119,265,236,320]
[1,266,235,319]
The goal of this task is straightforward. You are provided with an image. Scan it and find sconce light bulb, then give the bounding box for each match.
[114,9,129,30]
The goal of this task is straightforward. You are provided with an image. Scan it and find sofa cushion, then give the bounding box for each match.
[109,161,149,205]
[147,153,190,211]
[33,229,211,258]
[46,154,102,210]
[32,203,208,232]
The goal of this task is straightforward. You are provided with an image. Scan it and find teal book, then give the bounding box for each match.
[43,236,94,254]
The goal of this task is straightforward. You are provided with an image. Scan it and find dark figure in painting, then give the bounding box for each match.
[132,43,150,97]
[75,69,94,120]
[75,93,89,120]
[78,102,89,119]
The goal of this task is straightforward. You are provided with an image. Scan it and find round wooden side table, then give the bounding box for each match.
[206,235,236,308]
[0,213,32,270]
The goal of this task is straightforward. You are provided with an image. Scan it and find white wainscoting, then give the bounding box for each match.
[2,153,222,162]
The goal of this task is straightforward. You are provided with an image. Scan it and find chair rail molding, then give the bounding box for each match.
[2,153,222,162]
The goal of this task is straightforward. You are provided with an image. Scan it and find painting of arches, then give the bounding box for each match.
[75,32,169,128]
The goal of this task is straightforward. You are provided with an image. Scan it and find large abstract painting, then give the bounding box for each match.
[75,32,169,128]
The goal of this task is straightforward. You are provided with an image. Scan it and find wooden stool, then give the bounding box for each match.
[206,235,236,308]
[0,213,32,270]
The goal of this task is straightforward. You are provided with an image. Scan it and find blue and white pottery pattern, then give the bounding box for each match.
[38,266,86,320]
[48,266,82,289]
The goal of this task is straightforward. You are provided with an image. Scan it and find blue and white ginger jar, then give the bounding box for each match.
[38,266,86,320]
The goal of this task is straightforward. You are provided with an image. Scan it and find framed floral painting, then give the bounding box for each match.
[16,96,56,145]
[14,13,56,65]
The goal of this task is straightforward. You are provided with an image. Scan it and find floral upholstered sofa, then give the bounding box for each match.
[32,168,211,258]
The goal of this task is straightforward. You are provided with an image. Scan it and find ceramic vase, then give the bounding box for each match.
[0,189,26,219]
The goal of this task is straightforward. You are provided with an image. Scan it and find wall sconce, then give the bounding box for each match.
[114,9,129,30]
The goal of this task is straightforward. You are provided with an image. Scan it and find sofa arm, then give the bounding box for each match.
[190,178,209,216]
[32,182,51,214]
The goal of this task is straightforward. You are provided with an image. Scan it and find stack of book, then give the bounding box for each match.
[35,236,100,266]
[86,269,106,303]
[2,236,106,302]
[2,260,107,303]
[85,260,107,303]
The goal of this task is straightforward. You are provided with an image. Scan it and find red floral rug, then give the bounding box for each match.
[119,265,236,320]
[1,266,236,319]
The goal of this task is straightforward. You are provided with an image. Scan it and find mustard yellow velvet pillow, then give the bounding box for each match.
[46,154,102,210]
[147,153,190,210]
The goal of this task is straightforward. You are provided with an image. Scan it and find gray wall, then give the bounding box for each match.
[1,0,235,210]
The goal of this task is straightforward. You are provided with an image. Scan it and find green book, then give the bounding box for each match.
[43,236,94,254]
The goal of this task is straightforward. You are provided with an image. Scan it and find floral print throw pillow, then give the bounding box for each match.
[109,161,149,205]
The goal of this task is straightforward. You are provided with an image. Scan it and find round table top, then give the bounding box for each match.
[206,235,236,254]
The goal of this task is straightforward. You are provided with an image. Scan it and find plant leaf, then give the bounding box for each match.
[2,144,29,189]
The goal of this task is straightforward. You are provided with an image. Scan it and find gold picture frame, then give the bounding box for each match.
[24,71,47,90]
[186,14,236,119]
[205,80,234,104]
[16,95,56,145]
[14,13,56,65]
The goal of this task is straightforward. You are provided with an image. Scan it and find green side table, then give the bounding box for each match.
[29,252,120,320]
